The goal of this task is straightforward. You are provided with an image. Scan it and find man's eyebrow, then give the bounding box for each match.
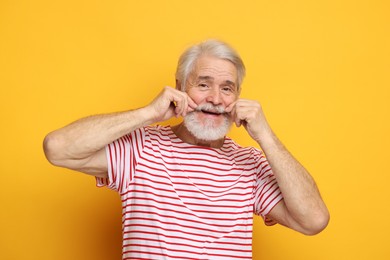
[198,76,235,85]
[224,80,236,86]
[196,76,236,88]
[197,76,214,81]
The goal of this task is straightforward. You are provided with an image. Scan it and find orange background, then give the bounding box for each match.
[1,0,389,259]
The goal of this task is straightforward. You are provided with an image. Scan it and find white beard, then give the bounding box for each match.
[183,103,232,141]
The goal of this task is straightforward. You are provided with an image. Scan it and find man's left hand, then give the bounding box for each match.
[226,99,272,143]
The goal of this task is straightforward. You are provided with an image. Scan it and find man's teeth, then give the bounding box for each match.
[201,110,221,115]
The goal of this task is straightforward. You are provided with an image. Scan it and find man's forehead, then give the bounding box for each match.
[192,57,237,77]
[195,56,235,69]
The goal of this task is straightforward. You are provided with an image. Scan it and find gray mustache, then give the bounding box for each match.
[194,103,226,114]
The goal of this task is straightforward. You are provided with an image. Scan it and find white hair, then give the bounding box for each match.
[175,39,246,91]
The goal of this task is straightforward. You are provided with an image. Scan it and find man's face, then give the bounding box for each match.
[182,55,239,141]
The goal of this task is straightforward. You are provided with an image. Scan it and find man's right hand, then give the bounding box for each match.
[146,86,198,124]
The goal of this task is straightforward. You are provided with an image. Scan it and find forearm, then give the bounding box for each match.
[44,86,196,171]
[228,98,329,233]
[258,129,329,231]
[44,106,153,163]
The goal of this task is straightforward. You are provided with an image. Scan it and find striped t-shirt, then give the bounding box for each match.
[97,125,283,260]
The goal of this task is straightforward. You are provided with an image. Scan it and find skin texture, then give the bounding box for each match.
[173,56,239,147]
[43,55,329,235]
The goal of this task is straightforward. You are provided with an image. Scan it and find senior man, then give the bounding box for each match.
[44,39,329,260]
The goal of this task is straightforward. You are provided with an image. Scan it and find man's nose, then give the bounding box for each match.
[206,87,222,105]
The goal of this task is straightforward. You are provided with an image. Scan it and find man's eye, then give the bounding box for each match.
[199,84,208,88]
[222,87,233,92]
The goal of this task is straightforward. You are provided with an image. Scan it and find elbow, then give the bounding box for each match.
[43,132,66,166]
[301,209,330,236]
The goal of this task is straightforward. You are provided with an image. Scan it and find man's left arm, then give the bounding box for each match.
[227,99,330,235]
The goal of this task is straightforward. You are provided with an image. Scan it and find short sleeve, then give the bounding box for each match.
[252,149,283,222]
[96,127,146,193]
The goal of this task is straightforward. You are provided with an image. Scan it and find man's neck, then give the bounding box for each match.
[171,123,225,148]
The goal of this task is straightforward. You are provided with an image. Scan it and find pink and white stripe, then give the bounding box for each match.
[97,125,283,260]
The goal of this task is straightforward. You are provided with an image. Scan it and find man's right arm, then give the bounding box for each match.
[43,108,155,177]
[43,87,197,177]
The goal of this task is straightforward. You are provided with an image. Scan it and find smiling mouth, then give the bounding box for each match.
[193,104,226,116]
[200,109,222,115]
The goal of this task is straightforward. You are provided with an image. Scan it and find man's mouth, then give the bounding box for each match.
[200,109,223,116]
[192,104,227,118]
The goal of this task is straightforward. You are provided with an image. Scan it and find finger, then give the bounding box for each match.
[182,96,197,116]
[173,91,196,117]
[187,95,198,110]
[229,105,242,127]
[234,111,243,127]
[225,100,238,113]
[172,102,181,118]
[226,100,244,127]
[169,102,177,115]
[174,97,187,117]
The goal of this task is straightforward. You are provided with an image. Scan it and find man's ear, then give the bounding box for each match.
[237,86,242,96]
[175,79,182,91]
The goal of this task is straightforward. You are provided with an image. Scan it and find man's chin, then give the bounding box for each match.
[183,113,232,141]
